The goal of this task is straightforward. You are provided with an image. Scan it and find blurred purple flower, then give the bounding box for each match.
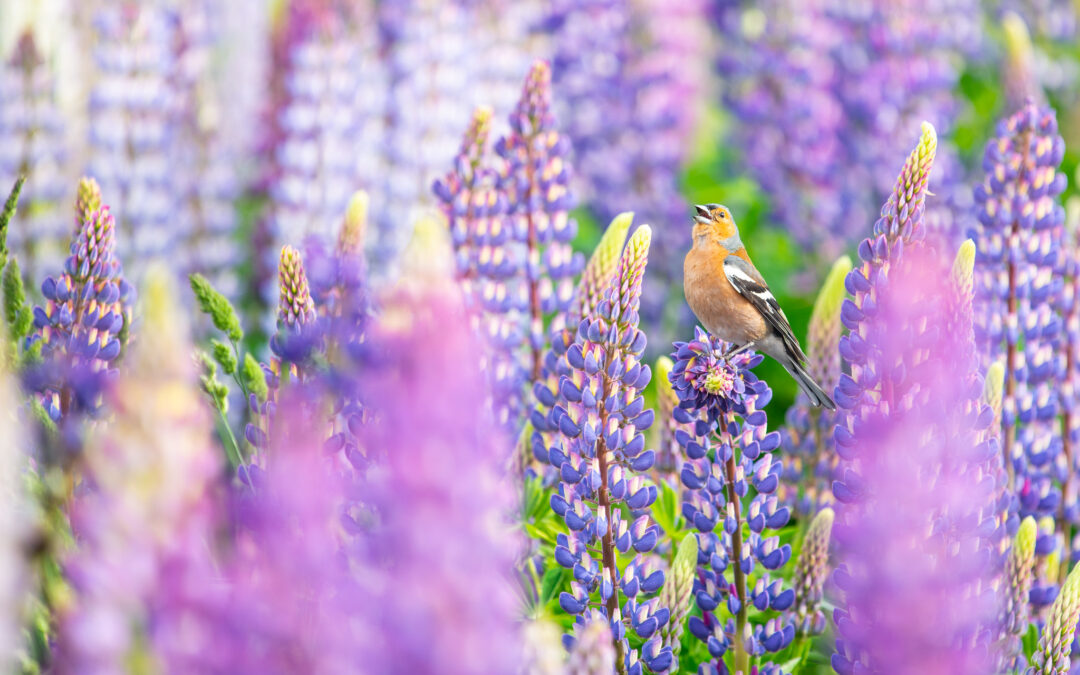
[55,270,226,673]
[830,122,1005,673]
[0,30,68,283]
[87,4,180,278]
[716,0,977,261]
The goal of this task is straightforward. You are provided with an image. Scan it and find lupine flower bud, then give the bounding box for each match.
[1002,517,1038,668]
[670,329,794,673]
[0,176,24,266]
[544,225,672,674]
[276,245,316,331]
[1004,13,1041,108]
[1028,561,1080,674]
[781,256,850,516]
[656,534,699,669]
[189,273,244,342]
[790,507,833,636]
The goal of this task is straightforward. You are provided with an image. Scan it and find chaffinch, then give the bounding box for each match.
[683,204,835,409]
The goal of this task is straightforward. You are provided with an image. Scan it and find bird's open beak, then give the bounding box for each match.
[694,204,712,225]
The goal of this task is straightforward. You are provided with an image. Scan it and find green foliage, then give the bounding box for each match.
[3,258,32,341]
[0,175,25,266]
[212,339,238,375]
[189,273,243,342]
[241,353,268,403]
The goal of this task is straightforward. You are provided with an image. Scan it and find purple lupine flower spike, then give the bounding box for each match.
[88,4,179,279]
[831,126,1004,673]
[1028,561,1080,674]
[434,106,526,431]
[545,225,672,675]
[497,60,583,382]
[669,328,794,674]
[276,244,316,331]
[971,101,1067,608]
[0,30,67,282]
[27,180,135,422]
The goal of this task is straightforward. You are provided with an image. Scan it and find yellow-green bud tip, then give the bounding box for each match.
[984,360,1005,415]
[810,255,852,331]
[951,239,976,295]
[401,212,454,281]
[1016,516,1037,558]
[1003,12,1034,61]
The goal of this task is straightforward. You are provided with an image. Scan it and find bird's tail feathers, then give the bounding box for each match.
[783,358,836,410]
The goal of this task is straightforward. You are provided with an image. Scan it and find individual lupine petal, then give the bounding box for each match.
[1028,560,1080,674]
[789,507,834,636]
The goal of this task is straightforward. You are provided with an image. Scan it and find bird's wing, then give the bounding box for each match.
[722,255,808,362]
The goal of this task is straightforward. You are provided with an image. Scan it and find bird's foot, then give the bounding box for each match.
[723,342,756,360]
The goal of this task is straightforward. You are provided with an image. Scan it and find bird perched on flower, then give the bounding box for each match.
[684,204,835,409]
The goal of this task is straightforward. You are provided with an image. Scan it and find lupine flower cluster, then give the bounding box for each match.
[668,328,794,673]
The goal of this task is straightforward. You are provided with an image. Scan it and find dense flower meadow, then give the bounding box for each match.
[5,1,1080,674]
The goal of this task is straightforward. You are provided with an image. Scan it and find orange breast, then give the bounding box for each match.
[683,247,768,345]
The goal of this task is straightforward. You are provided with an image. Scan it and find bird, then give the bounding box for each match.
[683,203,836,409]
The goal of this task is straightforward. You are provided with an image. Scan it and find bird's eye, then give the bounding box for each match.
[717,211,726,220]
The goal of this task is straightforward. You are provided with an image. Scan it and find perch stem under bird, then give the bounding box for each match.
[684,203,835,409]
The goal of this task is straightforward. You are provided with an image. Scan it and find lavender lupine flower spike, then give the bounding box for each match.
[789,507,833,636]
[1002,517,1038,669]
[497,60,582,381]
[532,212,632,474]
[434,106,525,430]
[271,244,318,364]
[546,226,673,674]
[669,329,794,674]
[1028,562,1080,675]
[27,181,135,421]
[781,255,850,516]
[972,102,1066,598]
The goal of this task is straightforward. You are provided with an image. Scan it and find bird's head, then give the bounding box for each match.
[692,204,740,248]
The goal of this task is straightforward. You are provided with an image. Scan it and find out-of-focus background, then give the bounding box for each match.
[0,0,1077,418]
